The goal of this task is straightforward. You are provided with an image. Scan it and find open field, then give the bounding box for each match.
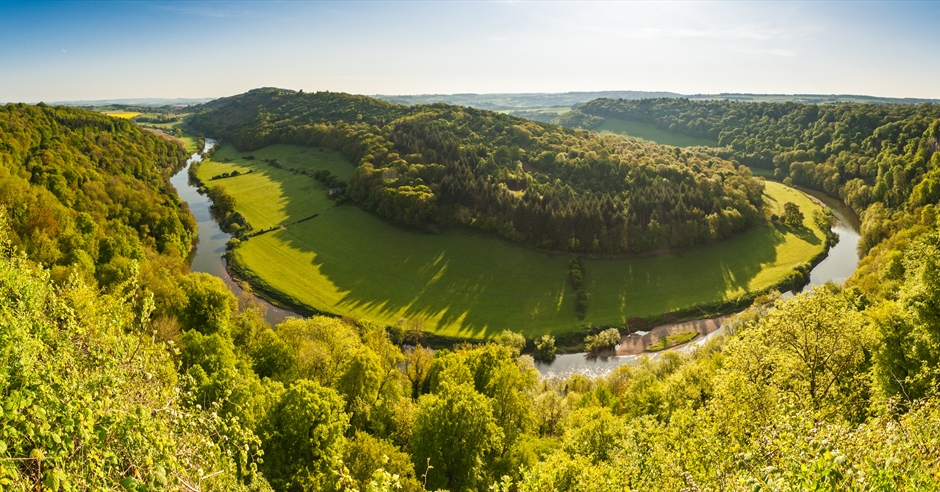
[200,147,826,339]
[103,111,140,119]
[595,118,718,147]
[196,144,351,229]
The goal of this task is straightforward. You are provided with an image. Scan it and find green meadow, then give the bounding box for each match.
[198,145,826,339]
[595,118,718,147]
[197,144,352,229]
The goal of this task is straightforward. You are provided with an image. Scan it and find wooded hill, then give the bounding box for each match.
[0,103,196,286]
[4,99,940,490]
[562,99,940,251]
[189,88,765,254]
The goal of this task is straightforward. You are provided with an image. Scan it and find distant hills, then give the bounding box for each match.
[48,97,215,107]
[375,91,940,110]
[39,92,940,111]
[375,91,684,110]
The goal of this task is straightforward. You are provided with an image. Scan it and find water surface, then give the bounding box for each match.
[170,139,297,326]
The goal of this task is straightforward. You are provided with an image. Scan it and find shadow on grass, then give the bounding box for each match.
[584,223,786,324]
[779,224,822,246]
[224,149,808,338]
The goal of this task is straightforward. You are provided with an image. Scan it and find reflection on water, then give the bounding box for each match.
[799,188,861,288]
[170,139,298,326]
[534,352,642,379]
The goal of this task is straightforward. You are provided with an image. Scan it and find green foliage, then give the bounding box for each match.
[343,431,422,492]
[495,330,526,355]
[0,221,263,490]
[570,98,940,240]
[533,334,557,362]
[567,257,588,317]
[412,381,502,491]
[0,103,195,288]
[257,380,349,492]
[177,273,238,335]
[190,88,766,254]
[783,201,804,227]
[584,328,620,352]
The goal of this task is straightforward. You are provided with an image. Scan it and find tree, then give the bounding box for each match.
[411,381,503,491]
[584,328,620,352]
[533,334,557,362]
[208,185,238,216]
[742,287,872,417]
[404,344,434,399]
[783,201,804,227]
[258,380,349,491]
[343,431,422,492]
[495,330,526,355]
[177,273,238,335]
[276,316,361,385]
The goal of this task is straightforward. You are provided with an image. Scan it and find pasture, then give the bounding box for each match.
[201,146,826,339]
[595,118,718,147]
[196,144,354,228]
[104,111,140,119]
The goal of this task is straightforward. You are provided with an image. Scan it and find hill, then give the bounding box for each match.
[375,91,940,111]
[3,96,940,490]
[190,88,766,254]
[0,103,198,285]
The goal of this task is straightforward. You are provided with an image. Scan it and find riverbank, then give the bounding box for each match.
[170,142,299,326]
[171,139,860,377]
[198,144,832,341]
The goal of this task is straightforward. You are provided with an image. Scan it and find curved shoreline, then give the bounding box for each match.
[177,142,855,367]
[219,189,839,353]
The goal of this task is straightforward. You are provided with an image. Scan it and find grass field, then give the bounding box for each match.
[595,118,718,147]
[747,166,777,178]
[199,147,826,339]
[647,331,699,352]
[135,112,189,129]
[197,144,352,229]
[104,111,140,119]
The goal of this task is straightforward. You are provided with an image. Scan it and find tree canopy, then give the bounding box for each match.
[189,89,766,253]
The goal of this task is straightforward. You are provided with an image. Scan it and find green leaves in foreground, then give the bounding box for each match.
[0,219,263,490]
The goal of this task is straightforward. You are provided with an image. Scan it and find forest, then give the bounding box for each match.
[189,88,766,254]
[2,98,940,491]
[563,98,940,252]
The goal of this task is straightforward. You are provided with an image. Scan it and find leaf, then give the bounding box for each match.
[120,477,141,491]
[43,469,65,491]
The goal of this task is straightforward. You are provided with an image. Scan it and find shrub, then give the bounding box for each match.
[534,335,557,361]
[496,330,526,355]
[584,328,620,352]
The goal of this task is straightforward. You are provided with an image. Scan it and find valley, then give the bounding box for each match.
[191,141,829,340]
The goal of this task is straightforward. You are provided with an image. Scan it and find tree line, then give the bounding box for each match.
[189,88,766,254]
[5,98,940,490]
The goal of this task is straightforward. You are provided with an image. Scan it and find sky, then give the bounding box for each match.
[1,0,939,102]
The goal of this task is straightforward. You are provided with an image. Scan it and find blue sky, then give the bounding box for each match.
[2,1,939,102]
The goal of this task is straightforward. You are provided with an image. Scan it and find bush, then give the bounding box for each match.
[584,328,620,353]
[534,335,557,362]
[496,330,526,355]
[783,201,804,227]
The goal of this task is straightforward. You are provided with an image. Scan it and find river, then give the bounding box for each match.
[534,188,863,378]
[170,140,296,326]
[170,145,862,378]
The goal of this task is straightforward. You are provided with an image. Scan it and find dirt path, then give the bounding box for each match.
[616,315,729,355]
